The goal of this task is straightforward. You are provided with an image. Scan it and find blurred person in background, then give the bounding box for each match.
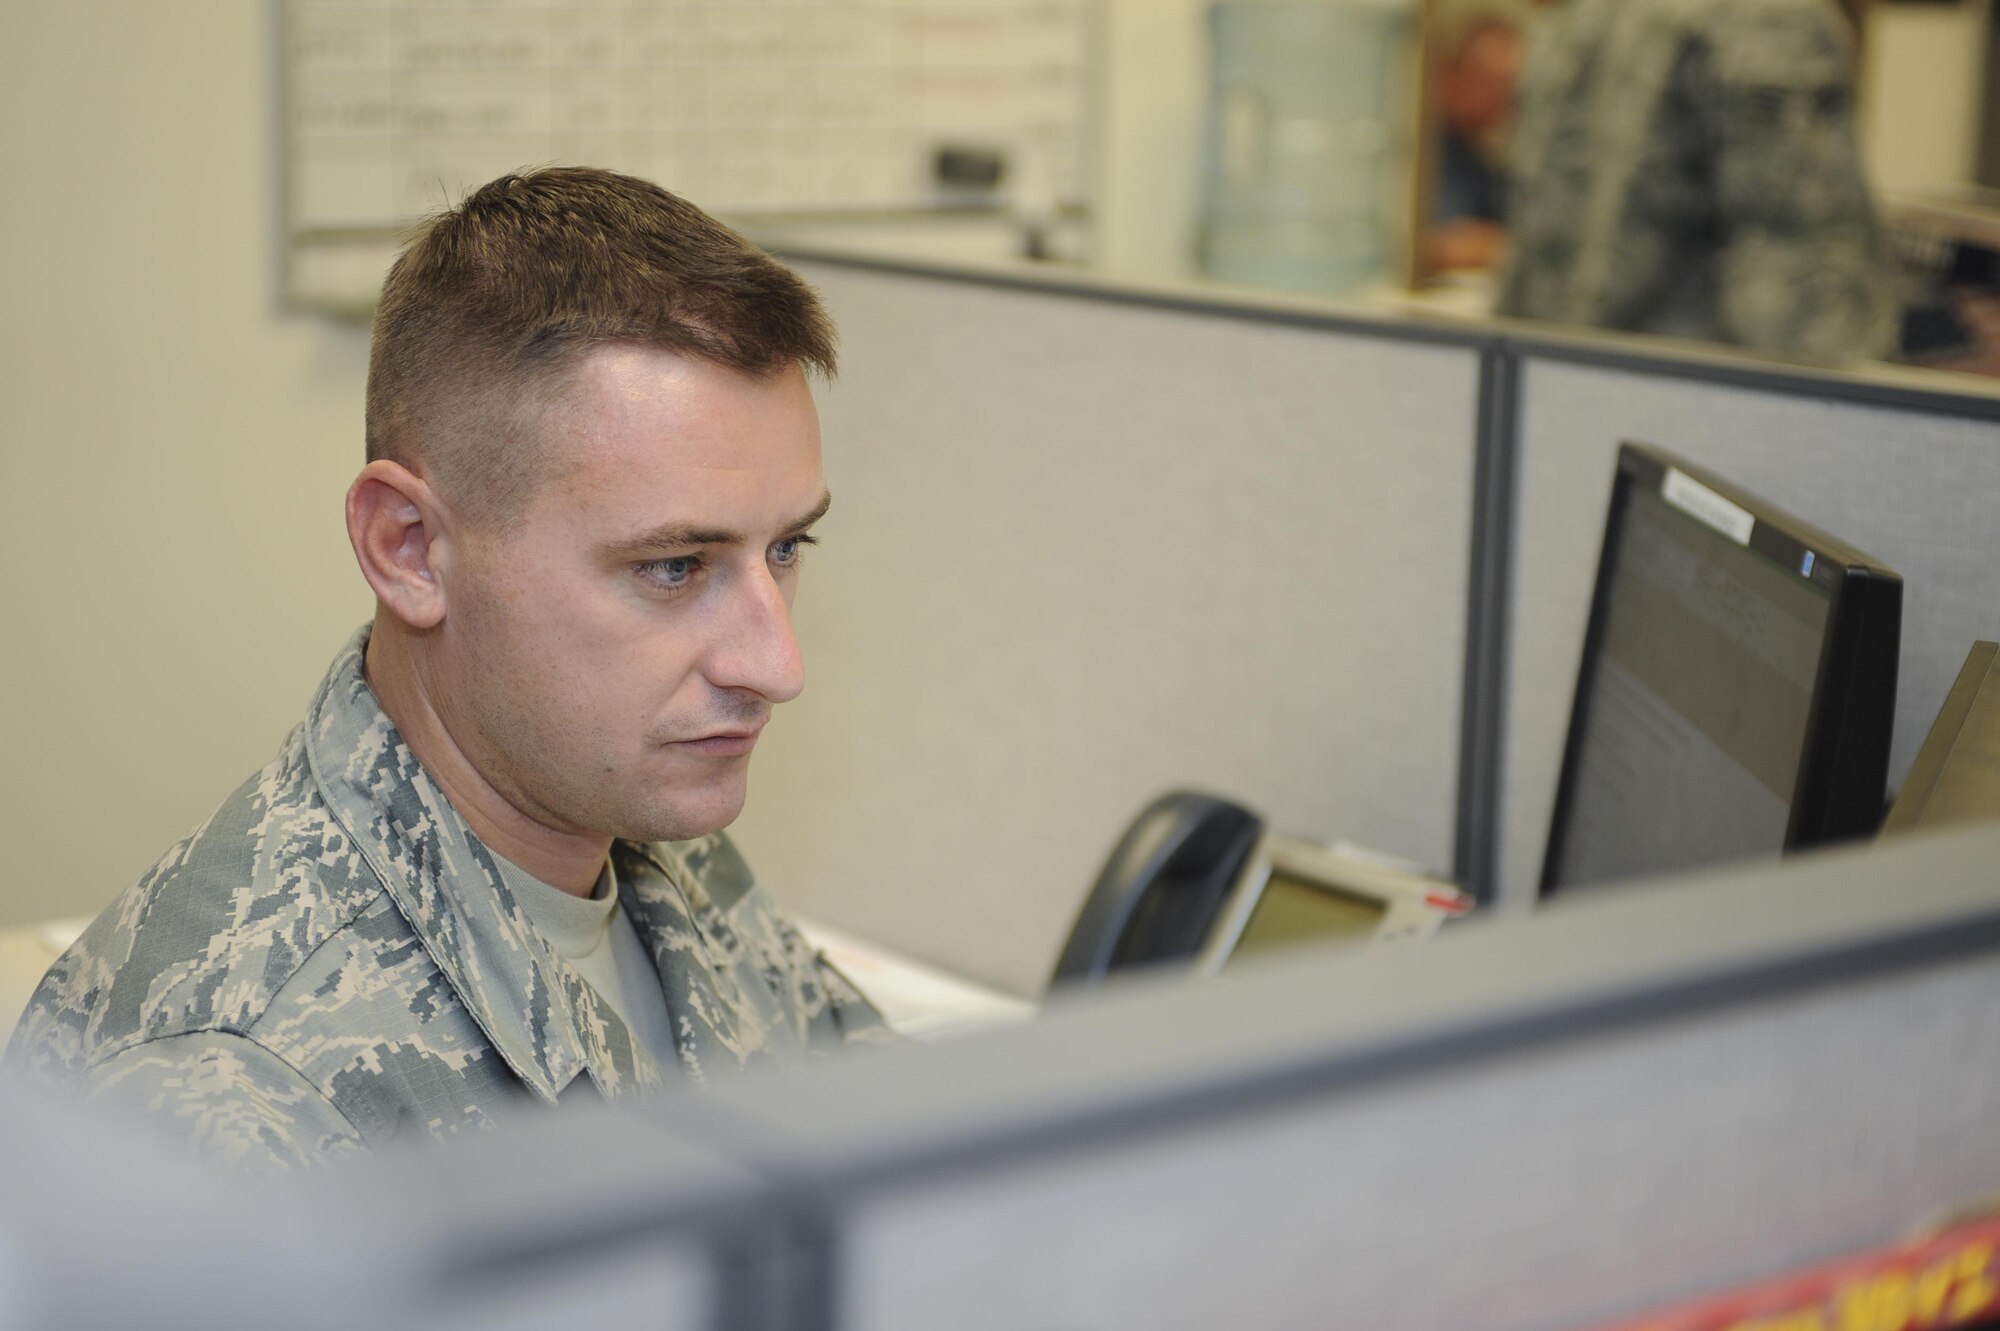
[1425,0,1534,274]
[1497,0,1897,361]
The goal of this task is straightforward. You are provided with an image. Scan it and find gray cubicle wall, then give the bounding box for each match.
[1496,343,2000,906]
[731,257,1488,996]
[670,820,2000,1331]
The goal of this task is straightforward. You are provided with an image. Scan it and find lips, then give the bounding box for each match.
[670,726,764,757]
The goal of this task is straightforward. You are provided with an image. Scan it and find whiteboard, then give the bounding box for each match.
[282,0,1098,309]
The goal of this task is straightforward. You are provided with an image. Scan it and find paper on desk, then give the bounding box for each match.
[794,917,1037,1043]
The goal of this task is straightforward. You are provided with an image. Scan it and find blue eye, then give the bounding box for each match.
[639,556,700,590]
[771,533,817,568]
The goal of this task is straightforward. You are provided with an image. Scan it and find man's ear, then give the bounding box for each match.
[346,459,450,630]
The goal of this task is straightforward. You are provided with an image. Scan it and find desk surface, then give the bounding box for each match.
[795,916,1036,1040]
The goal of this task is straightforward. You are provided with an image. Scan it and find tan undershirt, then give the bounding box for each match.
[495,854,681,1077]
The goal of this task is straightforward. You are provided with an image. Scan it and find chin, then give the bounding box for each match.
[622,785,747,844]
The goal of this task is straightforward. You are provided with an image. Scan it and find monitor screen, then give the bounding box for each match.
[1542,445,1901,896]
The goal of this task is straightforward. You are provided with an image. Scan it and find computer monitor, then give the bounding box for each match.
[1879,641,2000,836]
[1541,443,1902,896]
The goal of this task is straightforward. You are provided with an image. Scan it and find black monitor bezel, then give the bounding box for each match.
[1539,442,1902,898]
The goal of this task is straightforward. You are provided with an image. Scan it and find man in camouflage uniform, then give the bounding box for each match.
[1496,0,1897,361]
[5,168,883,1172]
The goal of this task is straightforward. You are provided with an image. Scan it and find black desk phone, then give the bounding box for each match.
[1050,791,1471,989]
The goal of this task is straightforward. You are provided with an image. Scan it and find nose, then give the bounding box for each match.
[705,563,805,704]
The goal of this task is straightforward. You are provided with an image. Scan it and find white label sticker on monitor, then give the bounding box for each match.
[1661,468,1755,545]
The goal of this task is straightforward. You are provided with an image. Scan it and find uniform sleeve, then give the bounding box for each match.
[76,1030,369,1176]
[808,947,901,1048]
[1697,6,1897,360]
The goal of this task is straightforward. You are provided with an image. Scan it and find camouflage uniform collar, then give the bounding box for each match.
[300,627,660,1106]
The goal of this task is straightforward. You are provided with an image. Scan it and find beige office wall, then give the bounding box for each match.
[1096,0,1208,283]
[1861,0,1990,196]
[1,4,374,928]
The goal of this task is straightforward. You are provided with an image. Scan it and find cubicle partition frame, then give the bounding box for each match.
[33,809,2000,1331]
[654,820,2000,1331]
[768,245,2000,914]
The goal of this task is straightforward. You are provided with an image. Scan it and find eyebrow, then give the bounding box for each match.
[601,490,832,560]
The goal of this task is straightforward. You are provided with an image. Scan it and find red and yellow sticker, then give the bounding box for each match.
[1585,1216,2000,1331]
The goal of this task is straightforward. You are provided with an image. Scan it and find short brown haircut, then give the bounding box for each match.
[366,167,837,523]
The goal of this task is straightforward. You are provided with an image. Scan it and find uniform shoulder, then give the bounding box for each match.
[73,1027,371,1174]
[1690,0,1852,84]
[6,729,390,1085]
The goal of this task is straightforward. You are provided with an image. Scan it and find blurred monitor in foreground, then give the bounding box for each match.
[1542,443,1902,896]
[1880,641,2000,836]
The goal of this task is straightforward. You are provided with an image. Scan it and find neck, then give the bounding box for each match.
[363,614,612,896]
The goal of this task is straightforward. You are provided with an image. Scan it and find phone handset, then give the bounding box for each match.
[1049,791,1264,990]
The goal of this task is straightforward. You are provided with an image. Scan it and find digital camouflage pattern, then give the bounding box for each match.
[3,628,884,1173]
[1497,0,1896,361]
